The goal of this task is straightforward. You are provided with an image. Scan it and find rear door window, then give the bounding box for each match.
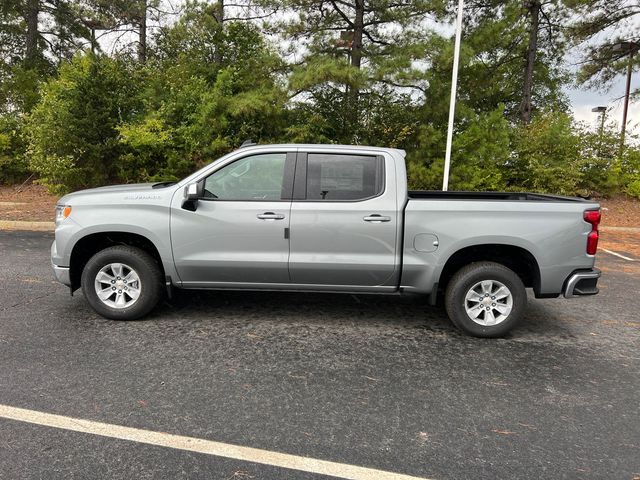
[304,154,384,201]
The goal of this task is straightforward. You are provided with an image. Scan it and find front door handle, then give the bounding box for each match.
[363,214,391,223]
[257,212,285,220]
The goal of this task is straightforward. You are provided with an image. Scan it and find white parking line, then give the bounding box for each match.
[601,248,636,262]
[0,404,431,480]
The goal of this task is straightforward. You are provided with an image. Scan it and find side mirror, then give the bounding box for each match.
[182,181,202,211]
[186,182,199,200]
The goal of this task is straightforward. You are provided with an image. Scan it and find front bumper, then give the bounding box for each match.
[563,268,601,298]
[51,239,71,287]
[52,263,71,287]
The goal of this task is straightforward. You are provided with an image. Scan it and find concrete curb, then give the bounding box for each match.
[601,226,640,233]
[0,220,54,232]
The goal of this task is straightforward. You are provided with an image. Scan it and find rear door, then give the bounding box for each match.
[171,151,295,286]
[288,150,399,287]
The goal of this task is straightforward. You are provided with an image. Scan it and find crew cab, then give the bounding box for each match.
[51,144,601,337]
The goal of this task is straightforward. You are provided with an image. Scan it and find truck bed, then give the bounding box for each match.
[408,190,591,203]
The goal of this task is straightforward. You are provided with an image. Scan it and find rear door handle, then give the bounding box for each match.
[363,214,391,223]
[257,212,285,220]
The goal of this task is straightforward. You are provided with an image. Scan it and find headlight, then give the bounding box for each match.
[55,204,72,225]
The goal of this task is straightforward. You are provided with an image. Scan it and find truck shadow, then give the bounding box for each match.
[152,288,576,340]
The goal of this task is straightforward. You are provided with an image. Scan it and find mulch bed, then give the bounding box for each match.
[599,197,640,229]
[0,184,60,222]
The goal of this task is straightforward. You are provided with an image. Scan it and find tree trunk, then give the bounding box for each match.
[346,0,365,138]
[520,0,540,123]
[138,0,147,63]
[24,0,40,68]
[214,0,224,24]
[213,0,224,66]
[351,0,364,69]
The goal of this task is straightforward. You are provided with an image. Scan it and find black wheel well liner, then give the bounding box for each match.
[69,232,164,291]
[438,244,541,297]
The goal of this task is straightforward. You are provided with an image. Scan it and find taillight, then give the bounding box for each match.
[584,209,601,255]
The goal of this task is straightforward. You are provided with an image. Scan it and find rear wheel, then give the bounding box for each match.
[444,261,526,338]
[81,246,163,320]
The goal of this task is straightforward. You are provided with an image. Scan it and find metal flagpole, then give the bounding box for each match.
[442,0,464,191]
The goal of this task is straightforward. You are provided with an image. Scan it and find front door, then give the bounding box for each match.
[171,152,294,286]
[288,151,399,287]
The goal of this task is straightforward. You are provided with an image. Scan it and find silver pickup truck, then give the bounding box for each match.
[51,144,601,337]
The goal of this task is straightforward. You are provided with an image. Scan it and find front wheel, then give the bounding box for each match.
[444,261,527,338]
[81,246,164,320]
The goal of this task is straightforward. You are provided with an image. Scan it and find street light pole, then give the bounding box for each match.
[592,106,606,136]
[612,41,639,151]
[442,0,464,191]
[592,106,607,156]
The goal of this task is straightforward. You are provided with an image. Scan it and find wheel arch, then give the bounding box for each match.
[69,231,165,291]
[437,243,541,298]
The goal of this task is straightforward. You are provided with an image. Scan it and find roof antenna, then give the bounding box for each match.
[240,139,256,148]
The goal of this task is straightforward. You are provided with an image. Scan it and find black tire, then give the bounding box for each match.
[81,245,164,320]
[444,261,526,338]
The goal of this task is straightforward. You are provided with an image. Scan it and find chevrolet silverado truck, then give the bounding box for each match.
[51,144,601,337]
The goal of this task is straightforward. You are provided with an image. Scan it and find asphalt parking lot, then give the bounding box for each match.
[1,231,639,480]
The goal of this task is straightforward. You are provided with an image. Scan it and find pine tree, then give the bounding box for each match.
[566,0,639,90]
[266,0,446,142]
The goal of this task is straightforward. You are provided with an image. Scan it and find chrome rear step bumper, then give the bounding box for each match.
[563,268,601,298]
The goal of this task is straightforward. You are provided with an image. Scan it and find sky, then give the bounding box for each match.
[566,74,640,136]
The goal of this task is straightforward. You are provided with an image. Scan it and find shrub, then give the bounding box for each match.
[407,107,510,191]
[507,112,584,195]
[627,179,640,199]
[0,114,29,183]
[26,53,142,194]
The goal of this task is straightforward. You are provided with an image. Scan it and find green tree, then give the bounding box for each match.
[26,53,142,193]
[457,0,569,122]
[0,0,110,182]
[507,111,584,195]
[566,0,639,90]
[116,2,287,181]
[0,114,29,182]
[407,106,511,191]
[270,0,445,143]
